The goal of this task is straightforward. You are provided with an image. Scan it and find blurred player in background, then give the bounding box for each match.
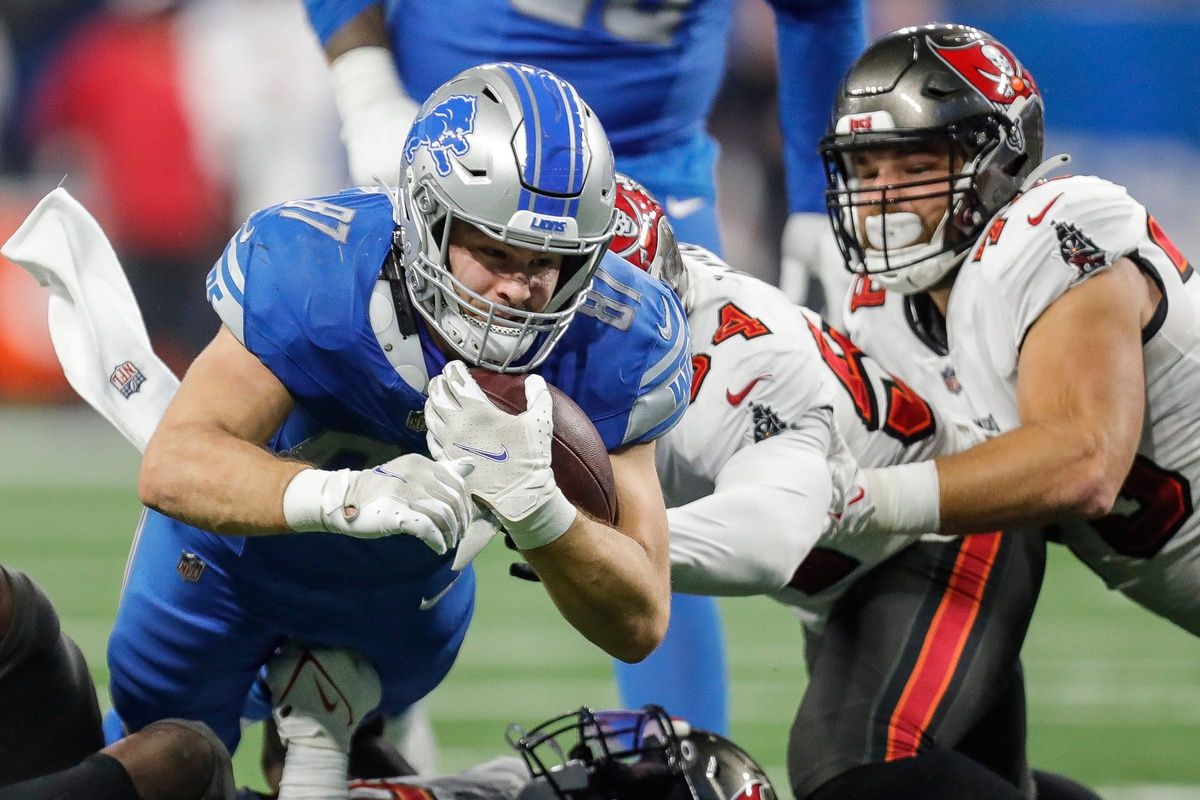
[302,0,866,739]
[102,62,690,797]
[611,176,1099,800]
[831,25,1200,639]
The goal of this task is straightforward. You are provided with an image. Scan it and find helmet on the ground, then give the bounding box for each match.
[393,62,616,372]
[820,23,1044,293]
[509,705,777,800]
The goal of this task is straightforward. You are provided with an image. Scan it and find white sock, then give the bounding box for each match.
[276,743,349,800]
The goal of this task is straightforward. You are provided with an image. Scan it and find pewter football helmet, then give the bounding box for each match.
[509,706,776,800]
[820,24,1045,294]
[393,62,617,372]
[611,174,686,297]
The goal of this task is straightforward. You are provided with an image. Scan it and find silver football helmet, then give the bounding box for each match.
[820,24,1045,294]
[392,62,617,372]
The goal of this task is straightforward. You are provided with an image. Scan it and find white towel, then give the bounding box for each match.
[1,188,179,452]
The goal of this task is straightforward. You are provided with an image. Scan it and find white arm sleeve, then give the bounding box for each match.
[330,46,420,186]
[669,407,835,596]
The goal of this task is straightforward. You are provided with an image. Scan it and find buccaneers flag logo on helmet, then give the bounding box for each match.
[611,175,665,273]
[930,37,1038,106]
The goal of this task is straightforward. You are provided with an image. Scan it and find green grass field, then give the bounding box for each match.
[2,406,1199,797]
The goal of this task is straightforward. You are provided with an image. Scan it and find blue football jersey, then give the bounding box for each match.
[304,0,864,216]
[202,186,689,585]
[308,0,733,156]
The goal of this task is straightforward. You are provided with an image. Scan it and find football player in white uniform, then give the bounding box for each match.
[842,273,977,425]
[827,24,1200,636]
[611,178,1096,800]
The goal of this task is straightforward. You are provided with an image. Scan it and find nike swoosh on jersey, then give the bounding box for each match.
[419,573,462,611]
[1026,193,1063,227]
[239,225,255,243]
[726,374,771,406]
[666,196,705,220]
[454,442,509,462]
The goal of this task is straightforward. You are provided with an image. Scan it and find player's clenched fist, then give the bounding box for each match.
[823,429,878,540]
[282,453,475,553]
[425,361,576,551]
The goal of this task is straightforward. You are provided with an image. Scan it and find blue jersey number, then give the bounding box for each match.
[511,0,692,45]
[279,199,357,244]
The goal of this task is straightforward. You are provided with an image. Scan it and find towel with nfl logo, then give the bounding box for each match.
[2,187,179,452]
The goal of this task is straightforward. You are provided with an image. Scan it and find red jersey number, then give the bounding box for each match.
[1093,455,1192,558]
[805,318,936,445]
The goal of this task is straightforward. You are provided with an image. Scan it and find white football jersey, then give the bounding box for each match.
[842,275,982,431]
[946,173,1200,634]
[659,248,979,624]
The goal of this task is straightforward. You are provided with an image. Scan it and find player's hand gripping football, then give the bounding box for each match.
[425,361,577,552]
[282,453,475,554]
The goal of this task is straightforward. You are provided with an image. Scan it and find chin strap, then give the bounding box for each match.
[383,240,419,337]
[1020,154,1072,192]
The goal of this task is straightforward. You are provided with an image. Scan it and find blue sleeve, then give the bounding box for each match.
[205,220,254,344]
[544,255,692,450]
[622,280,691,445]
[303,0,380,46]
[771,0,866,214]
[206,190,396,407]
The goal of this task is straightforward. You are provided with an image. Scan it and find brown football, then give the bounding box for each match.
[469,367,619,525]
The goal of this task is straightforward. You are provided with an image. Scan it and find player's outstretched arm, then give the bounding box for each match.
[864,258,1157,536]
[139,326,305,534]
[140,327,473,549]
[935,258,1153,531]
[668,413,838,596]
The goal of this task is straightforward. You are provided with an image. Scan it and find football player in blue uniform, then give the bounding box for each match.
[104,63,691,789]
[302,0,864,735]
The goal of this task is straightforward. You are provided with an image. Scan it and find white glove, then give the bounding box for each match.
[282,453,474,554]
[779,211,853,326]
[425,361,577,551]
[823,428,877,540]
[330,46,421,186]
[825,437,942,540]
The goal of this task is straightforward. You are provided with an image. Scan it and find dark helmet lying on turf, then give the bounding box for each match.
[508,705,776,800]
[820,23,1045,294]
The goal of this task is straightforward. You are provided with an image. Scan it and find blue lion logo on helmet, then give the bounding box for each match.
[404,94,478,177]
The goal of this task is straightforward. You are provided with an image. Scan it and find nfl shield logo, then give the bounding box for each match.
[177,552,205,583]
[942,366,963,394]
[110,360,146,399]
